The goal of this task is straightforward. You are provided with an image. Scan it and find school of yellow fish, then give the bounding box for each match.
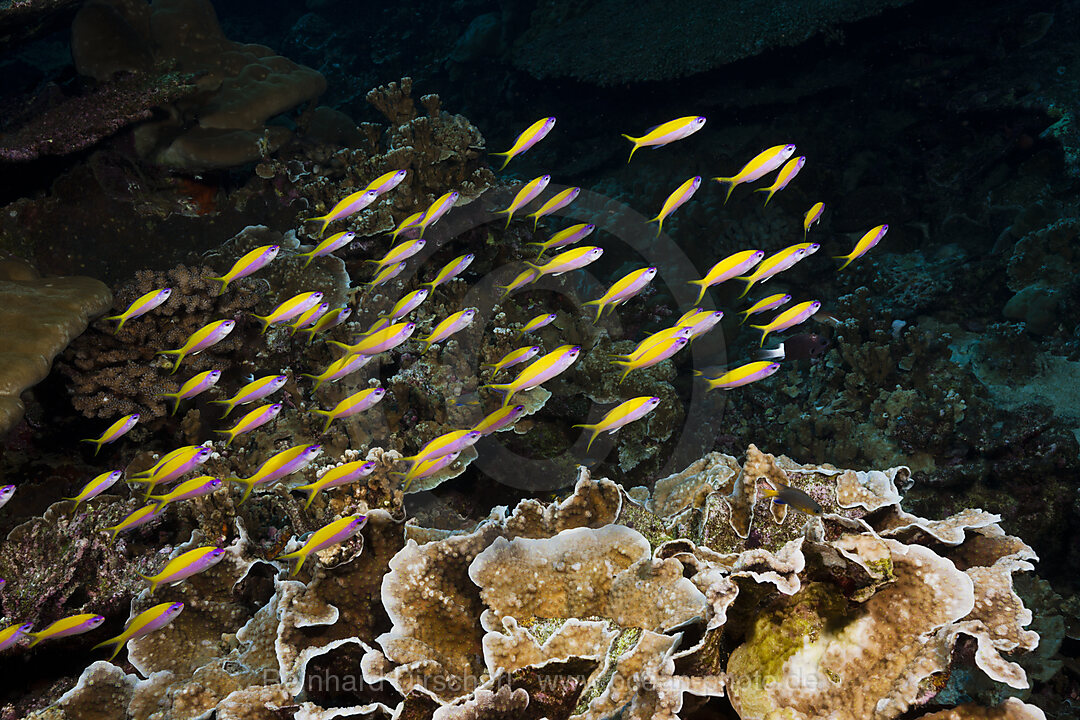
[0,115,887,661]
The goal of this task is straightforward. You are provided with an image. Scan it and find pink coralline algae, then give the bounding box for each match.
[0,70,198,162]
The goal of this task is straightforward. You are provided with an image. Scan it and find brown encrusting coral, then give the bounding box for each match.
[15,446,1048,720]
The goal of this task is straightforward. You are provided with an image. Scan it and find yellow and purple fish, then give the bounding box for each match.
[159,369,222,416]
[0,484,13,510]
[759,479,822,515]
[676,308,725,338]
[485,344,581,405]
[128,446,213,497]
[148,475,222,512]
[755,156,805,207]
[313,386,386,432]
[65,470,123,511]
[140,547,226,593]
[106,288,172,333]
[363,169,408,196]
[496,175,550,227]
[93,601,184,660]
[26,613,105,647]
[421,308,477,351]
[296,231,356,268]
[700,360,781,390]
[836,224,888,270]
[81,413,139,456]
[496,268,539,300]
[381,289,429,323]
[740,293,792,324]
[515,312,557,338]
[526,187,580,228]
[417,191,459,237]
[106,503,165,542]
[423,253,474,290]
[398,451,461,490]
[211,374,288,417]
[330,321,416,356]
[584,266,657,321]
[751,300,822,346]
[688,249,765,305]
[364,261,408,289]
[253,291,324,334]
[277,515,366,575]
[303,189,379,237]
[368,238,426,273]
[288,302,330,335]
[400,429,482,473]
[574,396,661,451]
[302,354,371,391]
[803,202,824,237]
[621,116,707,162]
[528,223,596,259]
[612,335,689,383]
[616,326,694,363]
[525,246,603,279]
[736,244,818,298]
[128,445,207,481]
[714,144,797,203]
[649,176,701,236]
[159,319,236,374]
[206,245,280,295]
[390,210,425,240]
[483,345,541,375]
[217,403,282,446]
[295,460,377,509]
[143,552,220,601]
[472,404,527,436]
[300,306,351,344]
[0,622,34,652]
[229,443,323,504]
[492,117,556,170]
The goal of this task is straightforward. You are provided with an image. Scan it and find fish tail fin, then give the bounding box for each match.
[299,216,330,238]
[756,344,786,361]
[582,299,605,323]
[105,314,128,333]
[490,151,512,171]
[156,349,185,374]
[204,276,229,296]
[749,324,770,348]
[531,215,540,230]
[571,423,601,452]
[833,254,855,271]
[26,633,43,649]
[276,549,307,575]
[311,409,333,434]
[755,187,777,207]
[251,313,273,334]
[80,437,104,456]
[150,499,167,513]
[92,635,125,660]
[294,484,318,510]
[609,359,632,384]
[209,399,234,418]
[734,277,754,299]
[713,177,736,204]
[687,280,708,307]
[215,428,238,447]
[522,261,543,277]
[228,477,257,505]
[621,134,639,163]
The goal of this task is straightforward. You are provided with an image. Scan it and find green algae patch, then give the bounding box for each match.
[726,582,851,717]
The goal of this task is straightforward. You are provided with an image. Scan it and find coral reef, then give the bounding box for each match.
[0,257,112,436]
[63,0,325,170]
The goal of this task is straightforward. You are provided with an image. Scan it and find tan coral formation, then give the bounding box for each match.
[24,446,1045,720]
[0,258,111,435]
[71,0,326,169]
